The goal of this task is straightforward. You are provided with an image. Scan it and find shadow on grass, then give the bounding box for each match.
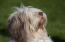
[52,36,65,42]
[0,29,65,42]
[0,29,10,37]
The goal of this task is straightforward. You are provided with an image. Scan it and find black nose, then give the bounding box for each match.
[38,12,43,16]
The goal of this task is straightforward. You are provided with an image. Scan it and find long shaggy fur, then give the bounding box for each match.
[8,6,53,42]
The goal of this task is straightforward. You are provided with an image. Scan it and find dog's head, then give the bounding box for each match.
[8,6,47,42]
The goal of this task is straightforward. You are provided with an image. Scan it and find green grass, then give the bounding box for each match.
[0,0,65,42]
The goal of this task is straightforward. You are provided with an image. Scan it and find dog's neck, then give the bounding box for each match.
[26,29,52,42]
[10,29,52,42]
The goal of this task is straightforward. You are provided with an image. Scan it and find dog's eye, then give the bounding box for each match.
[38,12,43,16]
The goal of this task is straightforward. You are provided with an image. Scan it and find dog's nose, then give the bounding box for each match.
[38,12,43,16]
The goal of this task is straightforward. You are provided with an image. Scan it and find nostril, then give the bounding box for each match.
[38,12,43,16]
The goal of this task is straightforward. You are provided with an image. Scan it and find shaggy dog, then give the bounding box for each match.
[8,6,53,42]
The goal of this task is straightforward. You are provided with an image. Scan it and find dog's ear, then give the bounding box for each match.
[8,13,24,40]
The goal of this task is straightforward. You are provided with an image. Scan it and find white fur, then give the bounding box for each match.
[8,6,53,42]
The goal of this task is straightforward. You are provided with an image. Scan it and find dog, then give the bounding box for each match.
[8,6,53,42]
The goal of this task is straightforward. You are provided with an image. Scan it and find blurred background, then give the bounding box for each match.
[0,0,65,42]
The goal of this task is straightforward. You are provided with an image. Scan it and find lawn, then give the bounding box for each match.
[0,0,65,42]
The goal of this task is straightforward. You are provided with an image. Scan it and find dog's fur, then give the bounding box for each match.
[8,6,53,42]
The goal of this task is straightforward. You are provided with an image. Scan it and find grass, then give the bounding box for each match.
[0,0,65,42]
